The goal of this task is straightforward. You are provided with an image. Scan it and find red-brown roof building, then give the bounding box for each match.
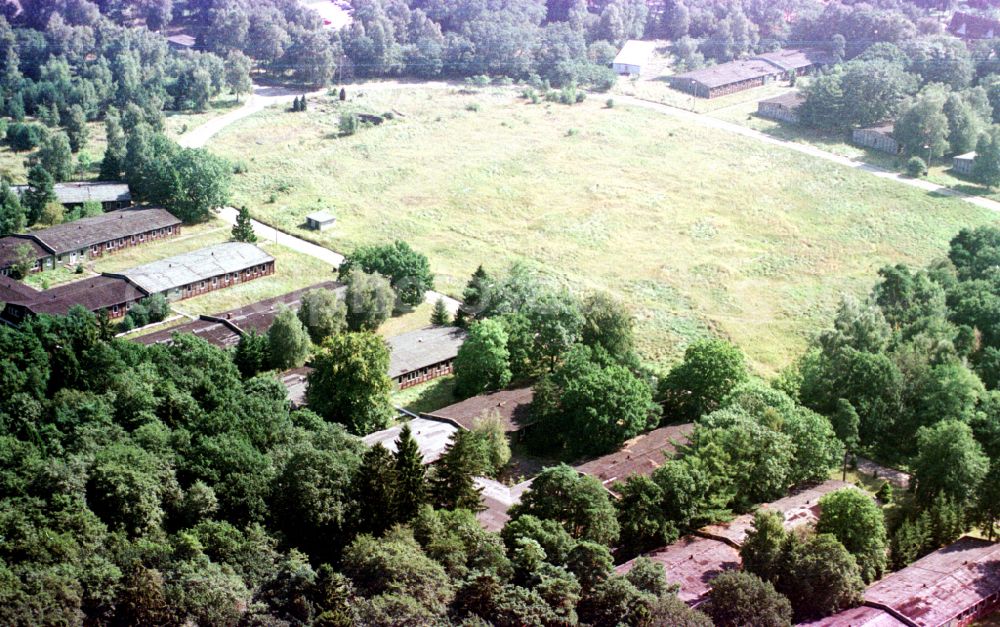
[573,423,694,494]
[424,387,535,434]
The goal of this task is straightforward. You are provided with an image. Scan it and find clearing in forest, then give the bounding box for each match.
[209,86,998,372]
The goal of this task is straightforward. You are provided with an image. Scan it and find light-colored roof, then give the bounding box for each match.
[305,211,336,223]
[116,243,274,295]
[864,536,1000,627]
[13,181,131,205]
[699,480,854,548]
[752,48,833,72]
[616,535,741,605]
[955,151,977,161]
[475,477,533,532]
[361,417,458,464]
[387,326,467,379]
[167,34,196,47]
[758,91,805,109]
[613,40,657,67]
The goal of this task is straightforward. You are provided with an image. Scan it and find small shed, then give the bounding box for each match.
[166,34,196,50]
[305,211,336,232]
[757,91,805,124]
[613,40,657,76]
[954,151,977,176]
[852,123,901,155]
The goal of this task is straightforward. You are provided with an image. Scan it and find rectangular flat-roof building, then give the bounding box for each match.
[863,536,1000,627]
[670,59,783,99]
[613,40,657,76]
[954,152,977,176]
[574,423,694,494]
[853,123,901,155]
[757,91,805,123]
[476,477,534,532]
[387,325,467,389]
[425,387,535,436]
[3,275,146,323]
[305,211,336,231]
[14,181,132,211]
[949,12,1000,40]
[0,207,180,275]
[112,242,274,302]
[699,479,854,549]
[134,281,343,348]
[751,48,833,75]
[362,417,459,464]
[616,534,742,606]
[799,605,906,627]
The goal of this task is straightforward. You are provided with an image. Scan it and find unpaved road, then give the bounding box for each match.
[216,207,461,313]
[615,94,1000,214]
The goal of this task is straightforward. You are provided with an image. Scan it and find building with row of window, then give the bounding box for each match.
[1,243,274,323]
[0,207,181,276]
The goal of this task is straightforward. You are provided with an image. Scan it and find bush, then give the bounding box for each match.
[465,103,481,112]
[7,123,43,152]
[339,112,359,136]
[232,160,248,174]
[906,156,927,177]
[606,98,615,108]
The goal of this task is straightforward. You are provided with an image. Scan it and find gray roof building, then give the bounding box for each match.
[362,417,460,464]
[114,243,274,295]
[20,207,179,256]
[387,326,467,380]
[13,182,131,207]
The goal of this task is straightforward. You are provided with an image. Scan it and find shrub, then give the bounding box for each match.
[906,156,927,177]
[465,103,481,112]
[339,112,359,136]
[606,98,615,108]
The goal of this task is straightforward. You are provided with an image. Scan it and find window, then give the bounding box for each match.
[92,245,99,254]
[199,281,206,289]
[212,277,218,287]
[166,226,172,234]
[112,305,119,315]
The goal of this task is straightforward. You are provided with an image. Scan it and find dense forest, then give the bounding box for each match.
[4,225,1000,624]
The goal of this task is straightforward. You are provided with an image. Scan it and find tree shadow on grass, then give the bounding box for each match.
[393,376,457,415]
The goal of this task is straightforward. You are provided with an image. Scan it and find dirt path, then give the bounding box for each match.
[615,94,1000,215]
[179,84,327,149]
[216,207,461,313]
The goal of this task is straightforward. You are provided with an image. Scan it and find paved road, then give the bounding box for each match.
[615,94,1000,214]
[216,207,461,313]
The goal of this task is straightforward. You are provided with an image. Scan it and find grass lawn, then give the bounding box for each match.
[391,376,458,414]
[614,76,795,114]
[707,89,1000,202]
[208,86,999,373]
[87,215,340,321]
[0,119,109,183]
[163,96,243,141]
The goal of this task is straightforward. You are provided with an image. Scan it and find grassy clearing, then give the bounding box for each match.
[163,96,243,140]
[391,376,458,414]
[0,119,109,183]
[613,76,794,114]
[87,215,338,320]
[707,90,1000,202]
[208,87,999,373]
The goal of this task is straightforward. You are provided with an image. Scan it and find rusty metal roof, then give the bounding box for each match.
[573,423,694,492]
[798,605,906,627]
[864,536,1000,627]
[615,535,741,605]
[699,480,855,548]
[425,387,535,433]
